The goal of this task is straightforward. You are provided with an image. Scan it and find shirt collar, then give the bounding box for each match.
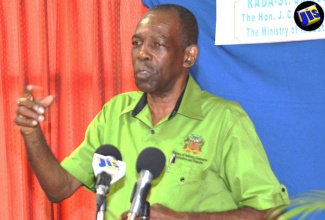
[124,74,203,120]
[178,75,203,120]
[131,87,185,119]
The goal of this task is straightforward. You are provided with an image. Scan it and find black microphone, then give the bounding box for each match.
[128,147,166,220]
[92,144,126,217]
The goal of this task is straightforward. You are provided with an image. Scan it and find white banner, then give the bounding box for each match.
[215,0,325,45]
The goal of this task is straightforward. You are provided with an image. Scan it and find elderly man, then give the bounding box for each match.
[15,4,289,220]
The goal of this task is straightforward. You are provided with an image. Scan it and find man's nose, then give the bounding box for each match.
[137,44,151,61]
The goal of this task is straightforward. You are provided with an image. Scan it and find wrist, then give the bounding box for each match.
[20,124,41,137]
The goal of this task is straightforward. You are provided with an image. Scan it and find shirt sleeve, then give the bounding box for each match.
[219,115,290,210]
[61,108,107,191]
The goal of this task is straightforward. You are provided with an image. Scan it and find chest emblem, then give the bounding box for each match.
[183,134,204,154]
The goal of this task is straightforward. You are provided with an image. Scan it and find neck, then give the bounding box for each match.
[147,81,186,126]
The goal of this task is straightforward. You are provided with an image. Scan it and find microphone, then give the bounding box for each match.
[128,147,166,220]
[92,144,126,212]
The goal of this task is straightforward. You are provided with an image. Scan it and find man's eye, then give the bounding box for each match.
[155,43,165,47]
[132,41,141,46]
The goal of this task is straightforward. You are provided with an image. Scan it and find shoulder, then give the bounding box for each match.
[102,91,143,110]
[201,91,247,119]
[89,91,142,122]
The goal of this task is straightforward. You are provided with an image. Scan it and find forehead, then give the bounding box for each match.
[134,10,181,37]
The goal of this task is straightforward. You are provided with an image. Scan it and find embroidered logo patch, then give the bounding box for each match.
[183,134,204,154]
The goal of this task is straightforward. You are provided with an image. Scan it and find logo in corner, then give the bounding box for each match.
[183,134,204,154]
[294,1,324,31]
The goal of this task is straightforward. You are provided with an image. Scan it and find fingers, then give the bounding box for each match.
[17,84,43,104]
[16,102,45,121]
[15,114,40,127]
[119,212,142,220]
[15,102,45,128]
[23,84,43,99]
[17,97,44,113]
[15,85,54,132]
[40,95,55,108]
[119,212,127,220]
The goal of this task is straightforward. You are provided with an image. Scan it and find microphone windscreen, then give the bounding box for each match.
[95,144,122,161]
[136,147,166,179]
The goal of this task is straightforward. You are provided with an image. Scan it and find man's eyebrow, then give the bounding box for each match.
[132,34,141,39]
[151,34,167,40]
[132,34,167,40]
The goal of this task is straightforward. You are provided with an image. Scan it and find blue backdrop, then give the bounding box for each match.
[142,0,325,215]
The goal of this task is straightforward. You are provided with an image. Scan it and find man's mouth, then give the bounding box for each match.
[135,70,151,79]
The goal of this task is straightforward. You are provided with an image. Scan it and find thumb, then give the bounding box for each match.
[41,95,55,108]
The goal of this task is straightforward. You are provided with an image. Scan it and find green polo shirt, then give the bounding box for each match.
[61,75,289,219]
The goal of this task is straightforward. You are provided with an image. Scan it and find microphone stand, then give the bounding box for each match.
[97,201,106,220]
[95,172,111,220]
[128,201,150,220]
[96,187,107,220]
[127,170,153,220]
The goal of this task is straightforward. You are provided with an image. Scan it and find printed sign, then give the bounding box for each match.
[215,0,325,45]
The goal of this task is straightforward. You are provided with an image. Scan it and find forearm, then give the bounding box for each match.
[183,207,269,220]
[22,125,81,202]
[144,204,270,220]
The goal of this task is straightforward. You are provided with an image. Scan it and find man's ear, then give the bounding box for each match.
[183,44,198,68]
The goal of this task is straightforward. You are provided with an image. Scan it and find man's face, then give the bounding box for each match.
[131,11,186,95]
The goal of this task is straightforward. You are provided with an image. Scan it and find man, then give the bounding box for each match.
[15,4,289,219]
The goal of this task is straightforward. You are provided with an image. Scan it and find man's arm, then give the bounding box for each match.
[120,204,270,220]
[15,85,82,202]
[150,204,269,220]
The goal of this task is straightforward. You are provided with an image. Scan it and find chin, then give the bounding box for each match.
[135,82,153,93]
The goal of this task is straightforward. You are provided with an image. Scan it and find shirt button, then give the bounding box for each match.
[151,130,155,134]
